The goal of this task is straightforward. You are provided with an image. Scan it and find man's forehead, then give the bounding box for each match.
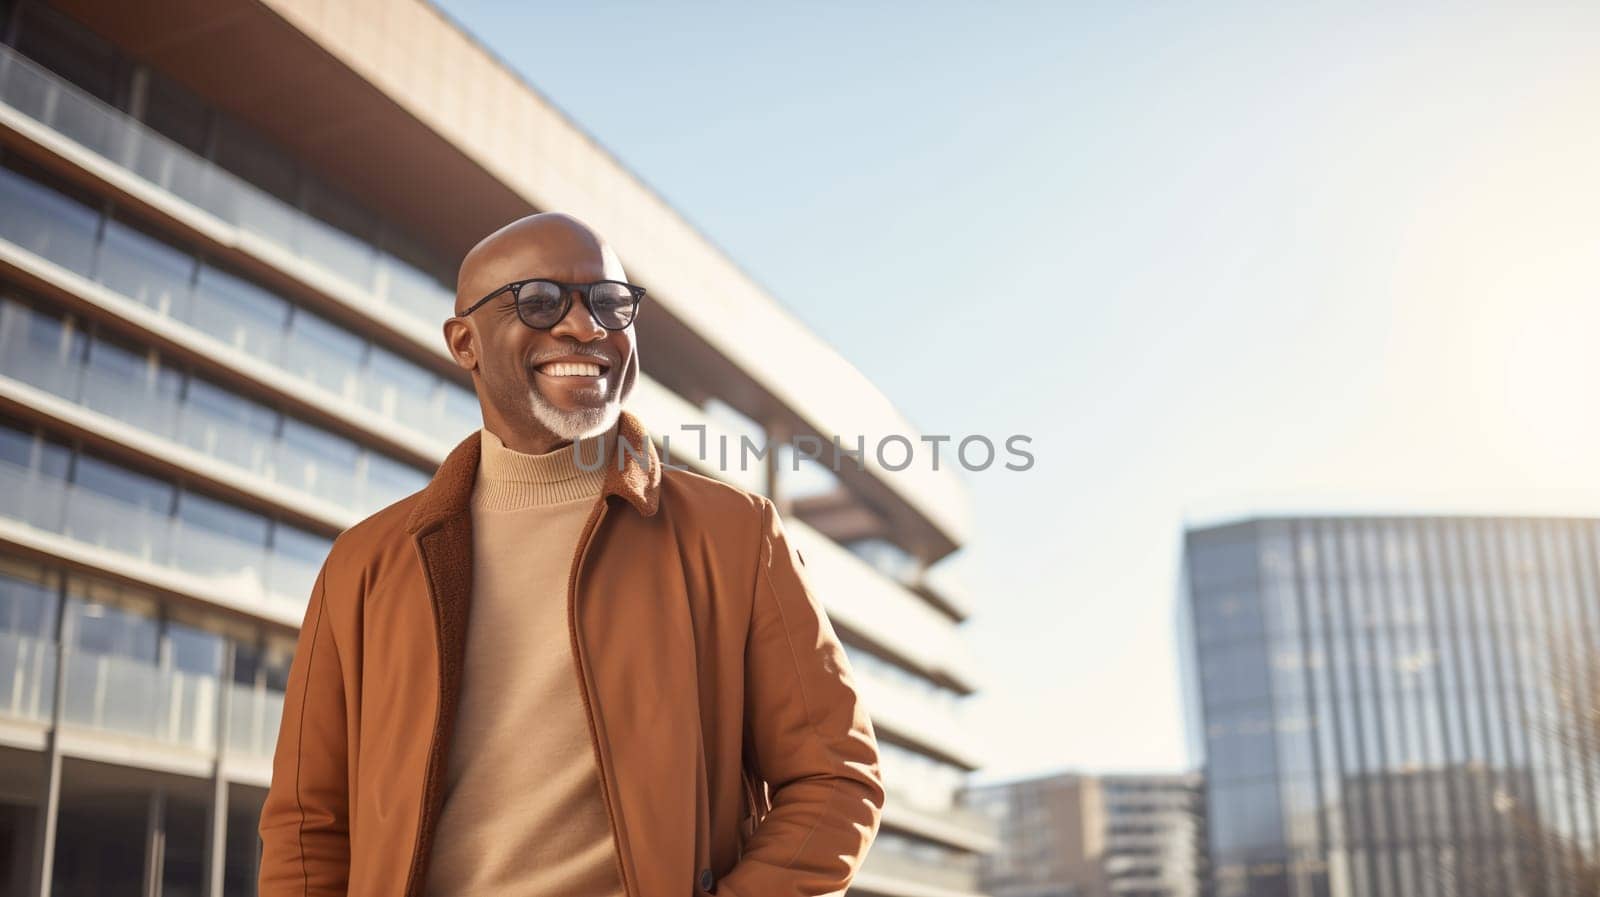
[456,214,625,306]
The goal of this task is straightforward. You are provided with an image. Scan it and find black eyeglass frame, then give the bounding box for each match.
[453,278,647,331]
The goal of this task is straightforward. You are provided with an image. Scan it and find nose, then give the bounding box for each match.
[549,286,607,342]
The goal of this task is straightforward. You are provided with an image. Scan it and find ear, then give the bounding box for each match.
[444,316,479,372]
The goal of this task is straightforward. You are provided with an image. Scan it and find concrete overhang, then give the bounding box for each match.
[51,0,973,562]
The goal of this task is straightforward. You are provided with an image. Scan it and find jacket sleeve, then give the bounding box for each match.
[716,497,886,897]
[258,557,351,896]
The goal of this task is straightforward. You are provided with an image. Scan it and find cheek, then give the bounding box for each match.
[480,352,529,395]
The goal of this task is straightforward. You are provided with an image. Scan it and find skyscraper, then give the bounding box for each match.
[0,1,991,894]
[1181,515,1600,897]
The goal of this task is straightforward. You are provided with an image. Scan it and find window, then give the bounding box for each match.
[85,330,170,390]
[191,263,290,356]
[64,586,159,663]
[139,70,211,157]
[178,376,277,473]
[0,555,59,639]
[176,490,269,548]
[441,383,482,433]
[278,416,360,499]
[845,537,921,583]
[166,618,224,677]
[362,343,436,422]
[282,306,362,397]
[73,454,173,514]
[181,376,279,441]
[11,2,124,106]
[96,215,196,315]
[270,524,332,568]
[0,154,101,271]
[365,452,430,505]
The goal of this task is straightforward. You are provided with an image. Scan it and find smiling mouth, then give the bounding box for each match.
[533,361,610,378]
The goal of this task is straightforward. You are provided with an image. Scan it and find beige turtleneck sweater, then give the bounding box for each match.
[421,426,625,897]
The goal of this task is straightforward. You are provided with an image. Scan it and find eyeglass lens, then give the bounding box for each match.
[515,281,637,330]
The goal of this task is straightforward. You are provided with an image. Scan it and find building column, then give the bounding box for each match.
[142,787,166,897]
[119,64,149,168]
[249,638,267,892]
[27,582,68,897]
[203,642,235,897]
[765,418,790,516]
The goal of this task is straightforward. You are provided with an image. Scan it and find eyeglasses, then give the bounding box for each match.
[454,278,646,331]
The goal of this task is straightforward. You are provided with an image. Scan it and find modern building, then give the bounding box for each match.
[0,1,993,894]
[962,771,1204,897]
[1181,515,1600,897]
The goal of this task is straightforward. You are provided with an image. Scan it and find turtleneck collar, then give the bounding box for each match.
[472,426,608,510]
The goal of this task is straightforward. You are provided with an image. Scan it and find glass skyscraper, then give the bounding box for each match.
[1182,515,1600,897]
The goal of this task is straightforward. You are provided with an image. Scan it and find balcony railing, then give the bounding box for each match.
[881,787,1000,855]
[0,322,420,519]
[0,162,478,451]
[0,631,282,759]
[0,459,318,615]
[0,42,456,326]
[858,839,982,894]
[851,655,973,762]
[60,647,218,749]
[0,631,54,723]
[227,680,285,759]
[787,516,981,692]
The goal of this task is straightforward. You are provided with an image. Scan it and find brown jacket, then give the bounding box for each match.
[257,408,885,897]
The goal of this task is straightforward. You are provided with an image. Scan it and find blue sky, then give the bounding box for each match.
[436,1,1600,781]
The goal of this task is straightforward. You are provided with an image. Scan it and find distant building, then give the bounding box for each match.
[963,771,1203,897]
[1181,515,1600,897]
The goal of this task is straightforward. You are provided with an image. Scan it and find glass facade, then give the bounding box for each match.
[0,150,483,443]
[0,410,331,612]
[0,290,432,516]
[0,7,469,890]
[0,10,459,324]
[1184,516,1600,897]
[0,548,293,892]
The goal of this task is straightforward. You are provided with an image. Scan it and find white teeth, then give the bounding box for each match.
[538,362,604,377]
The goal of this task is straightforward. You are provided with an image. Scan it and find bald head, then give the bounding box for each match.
[455,212,626,315]
[443,211,639,454]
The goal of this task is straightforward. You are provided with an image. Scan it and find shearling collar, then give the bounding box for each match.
[404,407,661,534]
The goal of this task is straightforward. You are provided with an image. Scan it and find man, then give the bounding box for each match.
[257,212,884,897]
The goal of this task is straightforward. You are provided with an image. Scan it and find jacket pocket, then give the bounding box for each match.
[737,763,768,857]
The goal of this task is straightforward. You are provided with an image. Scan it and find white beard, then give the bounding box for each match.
[527,386,622,442]
[521,343,636,445]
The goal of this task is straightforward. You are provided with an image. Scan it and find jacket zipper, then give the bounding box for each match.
[567,495,637,897]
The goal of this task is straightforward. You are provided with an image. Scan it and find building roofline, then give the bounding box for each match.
[1184,505,1600,536]
[964,765,1202,791]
